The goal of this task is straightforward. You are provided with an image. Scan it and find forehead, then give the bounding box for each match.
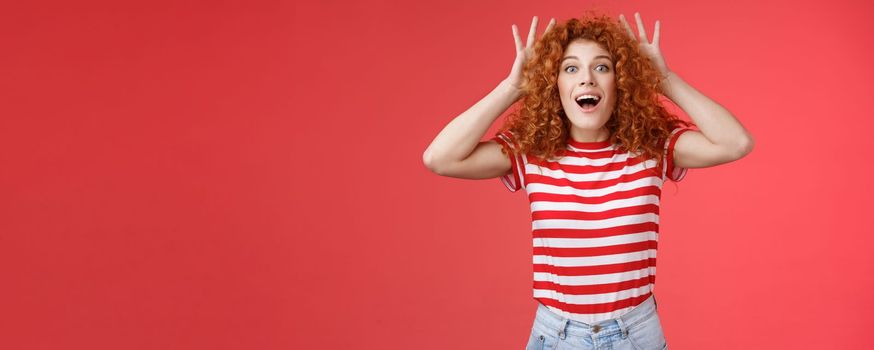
[562,39,611,61]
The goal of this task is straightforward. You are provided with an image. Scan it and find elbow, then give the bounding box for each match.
[422,149,442,175]
[733,134,755,159]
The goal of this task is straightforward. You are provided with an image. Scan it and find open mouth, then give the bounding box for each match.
[575,95,601,111]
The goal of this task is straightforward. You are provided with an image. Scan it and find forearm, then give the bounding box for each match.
[424,79,522,165]
[660,71,754,149]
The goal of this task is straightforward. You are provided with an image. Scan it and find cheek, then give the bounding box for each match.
[602,74,617,90]
[557,82,574,102]
[557,77,571,93]
[603,79,617,102]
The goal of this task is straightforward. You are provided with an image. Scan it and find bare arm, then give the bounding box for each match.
[422,79,520,177]
[660,72,755,168]
[620,13,755,169]
[423,16,555,178]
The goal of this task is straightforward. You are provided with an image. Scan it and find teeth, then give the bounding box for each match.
[576,95,600,101]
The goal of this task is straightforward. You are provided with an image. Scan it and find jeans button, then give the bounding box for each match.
[592,325,600,333]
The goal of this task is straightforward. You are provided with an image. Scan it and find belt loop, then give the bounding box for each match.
[616,317,629,339]
[557,318,569,340]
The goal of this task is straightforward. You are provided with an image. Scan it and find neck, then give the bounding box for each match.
[569,126,610,143]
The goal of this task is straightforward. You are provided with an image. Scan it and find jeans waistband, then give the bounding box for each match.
[533,294,658,338]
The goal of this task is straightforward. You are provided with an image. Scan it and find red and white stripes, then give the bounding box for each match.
[491,128,690,323]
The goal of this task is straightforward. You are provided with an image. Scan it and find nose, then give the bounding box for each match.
[578,68,597,86]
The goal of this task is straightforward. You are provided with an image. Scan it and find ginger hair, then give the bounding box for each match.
[497,14,694,173]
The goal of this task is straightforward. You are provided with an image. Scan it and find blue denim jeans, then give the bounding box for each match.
[525,294,667,350]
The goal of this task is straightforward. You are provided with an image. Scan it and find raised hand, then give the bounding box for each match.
[619,12,670,77]
[507,16,556,94]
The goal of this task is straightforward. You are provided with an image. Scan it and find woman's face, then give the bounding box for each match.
[556,39,617,141]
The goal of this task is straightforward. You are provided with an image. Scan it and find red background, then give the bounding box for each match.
[1,0,872,349]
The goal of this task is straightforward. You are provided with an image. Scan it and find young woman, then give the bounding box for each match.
[423,12,754,350]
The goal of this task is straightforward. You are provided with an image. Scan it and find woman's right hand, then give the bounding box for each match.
[506,16,556,95]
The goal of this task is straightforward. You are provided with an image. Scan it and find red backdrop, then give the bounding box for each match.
[1,0,872,349]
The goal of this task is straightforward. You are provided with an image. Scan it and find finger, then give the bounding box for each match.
[653,20,660,46]
[635,12,648,43]
[543,18,556,36]
[619,14,636,41]
[526,16,539,48]
[512,24,523,52]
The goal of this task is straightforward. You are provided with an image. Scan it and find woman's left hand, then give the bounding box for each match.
[619,12,670,78]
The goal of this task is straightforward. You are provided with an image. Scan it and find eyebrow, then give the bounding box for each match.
[561,55,612,63]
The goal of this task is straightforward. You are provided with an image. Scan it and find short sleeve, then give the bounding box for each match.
[490,130,526,192]
[663,128,692,182]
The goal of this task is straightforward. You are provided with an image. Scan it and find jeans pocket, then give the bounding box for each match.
[625,313,667,350]
[525,326,559,350]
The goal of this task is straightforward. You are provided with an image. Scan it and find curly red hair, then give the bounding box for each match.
[497,14,694,173]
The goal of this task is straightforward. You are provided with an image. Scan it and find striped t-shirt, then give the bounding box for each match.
[491,128,691,324]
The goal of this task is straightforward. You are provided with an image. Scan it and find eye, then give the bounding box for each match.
[564,66,578,73]
[595,64,610,72]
